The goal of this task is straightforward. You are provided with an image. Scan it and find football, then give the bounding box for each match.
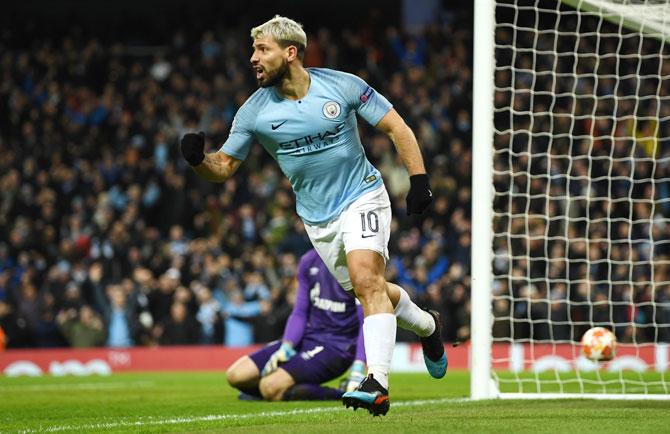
[581,327,617,361]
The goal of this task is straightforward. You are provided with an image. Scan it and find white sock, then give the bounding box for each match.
[394,285,436,337]
[363,313,396,390]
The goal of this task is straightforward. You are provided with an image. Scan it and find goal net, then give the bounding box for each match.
[472,0,670,399]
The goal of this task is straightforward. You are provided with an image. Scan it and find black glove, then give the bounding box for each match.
[180,132,205,166]
[406,174,433,215]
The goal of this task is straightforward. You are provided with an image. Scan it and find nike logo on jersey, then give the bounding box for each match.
[361,234,376,239]
[271,120,287,130]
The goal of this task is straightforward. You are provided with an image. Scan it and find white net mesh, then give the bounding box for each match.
[491,0,670,395]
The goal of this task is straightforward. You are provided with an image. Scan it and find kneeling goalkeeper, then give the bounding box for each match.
[226,249,365,401]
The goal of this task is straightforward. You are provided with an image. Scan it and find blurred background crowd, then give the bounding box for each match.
[0,1,474,349]
[4,0,667,352]
[491,3,670,344]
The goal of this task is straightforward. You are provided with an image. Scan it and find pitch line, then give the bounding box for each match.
[18,397,467,433]
[0,381,154,393]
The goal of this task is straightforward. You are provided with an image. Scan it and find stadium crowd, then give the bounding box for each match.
[0,9,474,348]
[491,9,670,344]
[2,3,669,351]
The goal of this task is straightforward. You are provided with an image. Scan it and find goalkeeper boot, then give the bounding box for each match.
[420,309,448,379]
[342,374,390,416]
[237,391,262,401]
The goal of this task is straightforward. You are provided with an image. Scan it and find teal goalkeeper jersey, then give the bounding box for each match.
[220,67,392,225]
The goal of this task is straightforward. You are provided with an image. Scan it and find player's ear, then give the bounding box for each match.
[286,45,298,62]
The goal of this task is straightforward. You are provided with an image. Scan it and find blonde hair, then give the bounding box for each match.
[251,15,307,59]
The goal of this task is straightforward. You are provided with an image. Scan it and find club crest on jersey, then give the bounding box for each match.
[322,101,341,119]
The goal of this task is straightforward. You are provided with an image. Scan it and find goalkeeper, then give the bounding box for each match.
[226,249,366,401]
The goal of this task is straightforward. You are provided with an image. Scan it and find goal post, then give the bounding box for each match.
[471,0,670,400]
[471,0,497,400]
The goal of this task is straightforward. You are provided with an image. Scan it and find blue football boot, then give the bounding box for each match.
[421,309,448,379]
[342,374,390,416]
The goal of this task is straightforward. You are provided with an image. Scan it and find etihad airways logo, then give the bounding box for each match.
[278,122,345,151]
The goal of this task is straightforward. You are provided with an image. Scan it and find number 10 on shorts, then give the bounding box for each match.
[360,211,379,238]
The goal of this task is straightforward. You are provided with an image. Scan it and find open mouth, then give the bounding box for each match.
[254,66,264,81]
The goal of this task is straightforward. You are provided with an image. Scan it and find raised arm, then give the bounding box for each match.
[180,132,243,183]
[375,109,433,215]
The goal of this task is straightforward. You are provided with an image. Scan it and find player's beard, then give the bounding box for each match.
[257,59,289,88]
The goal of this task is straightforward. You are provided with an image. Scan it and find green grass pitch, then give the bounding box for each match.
[1,371,669,433]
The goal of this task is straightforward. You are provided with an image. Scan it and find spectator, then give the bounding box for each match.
[56,305,106,348]
[194,285,223,344]
[221,287,263,347]
[156,301,200,345]
[94,284,137,348]
[0,299,32,348]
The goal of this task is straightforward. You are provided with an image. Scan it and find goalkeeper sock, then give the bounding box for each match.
[283,384,343,401]
[393,284,436,337]
[363,313,396,390]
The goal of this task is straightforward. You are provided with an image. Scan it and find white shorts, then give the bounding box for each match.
[304,186,392,292]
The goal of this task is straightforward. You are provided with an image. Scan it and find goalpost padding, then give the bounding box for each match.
[472,0,670,399]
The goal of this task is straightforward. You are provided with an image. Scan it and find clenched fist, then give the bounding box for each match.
[180,132,206,166]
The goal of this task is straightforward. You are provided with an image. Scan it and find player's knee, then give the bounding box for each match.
[225,356,260,388]
[259,376,288,401]
[351,273,385,299]
[226,367,243,387]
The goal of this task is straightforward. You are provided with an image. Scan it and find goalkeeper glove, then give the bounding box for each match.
[180,132,206,166]
[343,360,366,393]
[261,342,296,376]
[406,174,433,215]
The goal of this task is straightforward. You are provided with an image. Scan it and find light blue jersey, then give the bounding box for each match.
[220,68,392,225]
